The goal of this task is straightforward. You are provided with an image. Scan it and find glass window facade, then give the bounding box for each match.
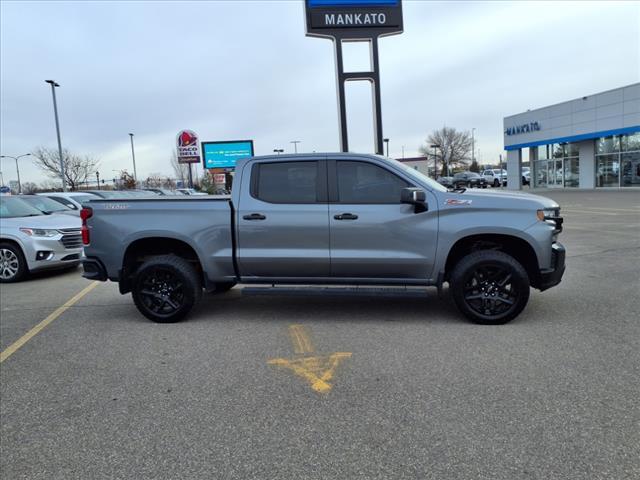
[596,133,640,188]
[533,142,579,188]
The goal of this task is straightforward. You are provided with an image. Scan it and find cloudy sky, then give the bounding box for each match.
[1,0,639,185]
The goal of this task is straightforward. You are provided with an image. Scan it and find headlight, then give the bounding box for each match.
[537,208,559,221]
[19,228,58,237]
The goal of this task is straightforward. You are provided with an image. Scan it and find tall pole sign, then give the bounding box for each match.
[304,0,403,155]
[177,130,201,188]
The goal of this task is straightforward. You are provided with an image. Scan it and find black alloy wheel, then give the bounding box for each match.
[132,255,201,323]
[450,250,530,324]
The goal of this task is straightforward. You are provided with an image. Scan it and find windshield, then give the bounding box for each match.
[20,196,71,213]
[0,197,46,218]
[386,158,447,192]
[71,194,98,203]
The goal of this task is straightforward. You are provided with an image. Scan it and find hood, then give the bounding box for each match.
[440,189,559,212]
[1,212,81,230]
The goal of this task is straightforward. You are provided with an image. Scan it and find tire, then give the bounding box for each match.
[449,250,530,325]
[209,281,236,294]
[0,242,28,283]
[132,255,202,323]
[493,179,500,187]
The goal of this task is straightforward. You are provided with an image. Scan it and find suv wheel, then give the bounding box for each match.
[132,255,202,323]
[493,179,500,187]
[450,250,530,324]
[0,242,27,283]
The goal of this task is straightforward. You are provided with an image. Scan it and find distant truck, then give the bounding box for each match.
[81,153,565,325]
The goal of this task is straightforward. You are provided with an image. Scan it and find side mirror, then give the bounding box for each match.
[401,187,428,213]
[401,187,426,204]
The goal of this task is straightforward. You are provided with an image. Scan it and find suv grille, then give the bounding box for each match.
[58,229,82,249]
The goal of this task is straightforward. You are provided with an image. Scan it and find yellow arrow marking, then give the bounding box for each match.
[268,324,351,393]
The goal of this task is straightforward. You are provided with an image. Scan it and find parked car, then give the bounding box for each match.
[176,188,208,196]
[0,196,83,282]
[482,169,507,187]
[18,195,76,216]
[82,153,565,325]
[522,167,531,186]
[38,191,101,212]
[83,189,156,199]
[436,176,454,189]
[143,188,182,196]
[452,171,488,188]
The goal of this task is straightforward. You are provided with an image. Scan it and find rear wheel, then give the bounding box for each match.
[493,179,500,187]
[0,242,27,283]
[132,255,201,323]
[450,250,530,325]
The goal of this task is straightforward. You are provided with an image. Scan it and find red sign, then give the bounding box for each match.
[176,130,201,164]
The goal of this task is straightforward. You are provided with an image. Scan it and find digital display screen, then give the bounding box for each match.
[308,0,398,7]
[202,141,254,169]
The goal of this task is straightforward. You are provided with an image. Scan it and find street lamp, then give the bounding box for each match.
[430,144,440,179]
[273,149,284,155]
[128,133,138,182]
[290,140,301,154]
[0,153,31,193]
[471,127,476,167]
[383,138,390,157]
[45,80,67,191]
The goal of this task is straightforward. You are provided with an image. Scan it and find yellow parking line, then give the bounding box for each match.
[0,281,99,364]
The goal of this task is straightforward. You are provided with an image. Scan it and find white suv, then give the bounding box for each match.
[482,169,507,187]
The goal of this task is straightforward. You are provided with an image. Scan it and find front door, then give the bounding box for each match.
[237,159,330,278]
[328,159,438,280]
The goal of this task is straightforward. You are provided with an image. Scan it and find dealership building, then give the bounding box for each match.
[505,83,640,189]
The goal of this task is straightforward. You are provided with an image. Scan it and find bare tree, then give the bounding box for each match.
[32,147,100,191]
[39,179,62,191]
[144,173,168,188]
[170,151,189,186]
[419,126,472,177]
[21,182,39,194]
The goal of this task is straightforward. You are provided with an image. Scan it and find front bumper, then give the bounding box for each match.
[24,235,83,272]
[537,242,566,291]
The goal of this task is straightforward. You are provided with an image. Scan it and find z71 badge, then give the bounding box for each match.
[445,199,472,206]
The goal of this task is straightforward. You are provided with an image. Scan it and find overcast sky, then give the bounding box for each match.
[1,0,639,185]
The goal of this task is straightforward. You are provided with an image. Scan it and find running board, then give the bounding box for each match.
[241,286,429,298]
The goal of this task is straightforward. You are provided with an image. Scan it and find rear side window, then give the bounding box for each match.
[253,161,319,203]
[337,161,409,204]
[49,196,78,210]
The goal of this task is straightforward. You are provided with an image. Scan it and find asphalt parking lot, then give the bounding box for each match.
[1,190,639,480]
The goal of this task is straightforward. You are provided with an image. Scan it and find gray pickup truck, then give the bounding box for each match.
[81,153,565,325]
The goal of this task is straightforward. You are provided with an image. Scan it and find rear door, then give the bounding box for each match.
[236,158,330,278]
[327,159,438,280]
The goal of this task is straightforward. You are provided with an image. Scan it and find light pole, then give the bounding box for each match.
[273,149,284,155]
[0,154,31,193]
[45,80,67,191]
[401,145,405,159]
[430,144,440,179]
[383,138,390,157]
[471,127,476,168]
[128,133,138,183]
[290,140,301,154]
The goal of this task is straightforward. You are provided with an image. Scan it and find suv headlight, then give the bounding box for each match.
[19,228,58,237]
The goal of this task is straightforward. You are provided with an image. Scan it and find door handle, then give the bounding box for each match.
[243,213,266,220]
[334,213,358,220]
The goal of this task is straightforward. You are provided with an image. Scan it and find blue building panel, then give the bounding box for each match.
[504,125,640,151]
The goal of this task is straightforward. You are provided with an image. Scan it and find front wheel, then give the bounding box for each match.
[493,179,500,187]
[132,255,202,323]
[449,250,530,325]
[0,242,27,283]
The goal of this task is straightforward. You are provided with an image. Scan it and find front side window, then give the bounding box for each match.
[254,161,319,203]
[337,161,409,204]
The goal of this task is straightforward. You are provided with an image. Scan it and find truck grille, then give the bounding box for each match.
[58,229,82,249]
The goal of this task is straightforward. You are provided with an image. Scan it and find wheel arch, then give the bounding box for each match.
[444,233,541,287]
[120,236,206,293]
